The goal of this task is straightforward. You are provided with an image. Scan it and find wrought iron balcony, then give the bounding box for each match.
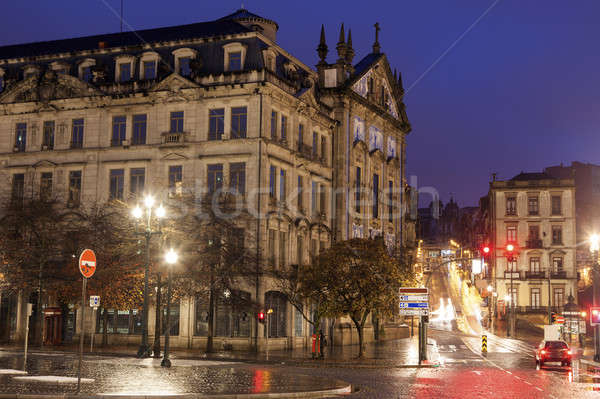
[551,271,567,279]
[525,271,546,279]
[526,238,543,249]
[504,271,520,279]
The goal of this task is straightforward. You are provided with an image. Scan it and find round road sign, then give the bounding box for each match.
[79,249,97,278]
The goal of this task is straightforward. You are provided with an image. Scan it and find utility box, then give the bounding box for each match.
[544,324,561,341]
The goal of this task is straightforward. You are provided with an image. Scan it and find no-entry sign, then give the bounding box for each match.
[79,249,97,278]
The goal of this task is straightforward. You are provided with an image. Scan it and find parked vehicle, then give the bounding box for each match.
[535,340,572,368]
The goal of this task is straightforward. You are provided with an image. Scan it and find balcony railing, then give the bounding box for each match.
[161,131,185,145]
[526,238,543,249]
[504,271,520,279]
[551,271,567,279]
[525,271,546,279]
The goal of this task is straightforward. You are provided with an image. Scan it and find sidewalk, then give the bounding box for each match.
[0,334,439,369]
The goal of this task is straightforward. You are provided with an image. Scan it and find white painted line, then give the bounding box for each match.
[524,381,532,385]
[13,376,94,383]
[535,387,543,391]
[0,369,27,375]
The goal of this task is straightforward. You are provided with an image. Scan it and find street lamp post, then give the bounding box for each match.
[589,234,600,362]
[161,248,178,368]
[504,294,512,337]
[132,195,166,358]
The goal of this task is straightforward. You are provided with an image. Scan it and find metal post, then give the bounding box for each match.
[77,278,86,393]
[138,232,150,358]
[23,304,31,372]
[161,268,172,368]
[90,306,97,353]
[153,272,162,358]
[266,313,270,359]
[548,266,553,325]
[594,250,600,362]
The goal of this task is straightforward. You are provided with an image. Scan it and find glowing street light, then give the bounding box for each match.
[487,285,494,293]
[131,195,167,358]
[591,234,600,253]
[504,294,511,303]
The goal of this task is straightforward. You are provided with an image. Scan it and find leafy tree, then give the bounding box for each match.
[300,238,412,358]
[165,192,258,352]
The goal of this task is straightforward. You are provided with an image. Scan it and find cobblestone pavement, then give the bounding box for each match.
[0,350,349,396]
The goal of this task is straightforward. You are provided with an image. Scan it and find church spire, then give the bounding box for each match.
[336,23,346,63]
[317,24,328,64]
[372,22,381,54]
[345,28,355,65]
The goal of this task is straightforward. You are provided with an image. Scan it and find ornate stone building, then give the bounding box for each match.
[0,9,411,349]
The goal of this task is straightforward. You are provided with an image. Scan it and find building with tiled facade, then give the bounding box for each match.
[0,9,411,350]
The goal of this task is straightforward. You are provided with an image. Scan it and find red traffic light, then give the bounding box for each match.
[591,307,600,326]
[482,246,490,254]
[506,244,514,252]
[258,311,266,323]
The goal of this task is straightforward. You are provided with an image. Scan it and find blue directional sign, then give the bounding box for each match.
[399,302,429,309]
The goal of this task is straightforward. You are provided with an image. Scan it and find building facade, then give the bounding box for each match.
[489,173,577,321]
[0,9,411,349]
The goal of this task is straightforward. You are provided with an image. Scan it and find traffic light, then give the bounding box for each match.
[481,245,491,257]
[258,311,266,324]
[590,308,600,326]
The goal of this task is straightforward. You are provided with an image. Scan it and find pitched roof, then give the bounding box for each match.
[350,52,384,83]
[0,19,251,61]
[510,172,554,181]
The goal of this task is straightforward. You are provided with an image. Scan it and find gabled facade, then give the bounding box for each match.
[0,10,412,350]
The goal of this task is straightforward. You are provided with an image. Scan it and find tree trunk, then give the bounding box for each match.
[34,262,44,347]
[351,315,367,359]
[206,286,215,353]
[152,273,162,357]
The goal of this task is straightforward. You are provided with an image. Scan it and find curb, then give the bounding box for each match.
[580,359,600,368]
[0,384,352,399]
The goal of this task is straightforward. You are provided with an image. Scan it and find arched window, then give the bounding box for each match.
[265,291,287,338]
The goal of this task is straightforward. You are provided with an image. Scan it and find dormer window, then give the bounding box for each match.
[143,61,156,79]
[228,52,242,71]
[78,58,96,82]
[23,65,40,80]
[119,63,131,82]
[115,55,135,82]
[50,61,69,76]
[179,57,191,76]
[139,51,159,80]
[172,48,197,78]
[223,42,247,72]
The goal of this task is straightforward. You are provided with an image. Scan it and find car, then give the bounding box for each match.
[535,340,572,368]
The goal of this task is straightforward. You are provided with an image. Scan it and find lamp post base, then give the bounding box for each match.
[136,345,151,358]
[160,358,171,368]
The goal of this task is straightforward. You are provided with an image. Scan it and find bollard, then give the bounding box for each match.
[481,334,488,354]
[311,334,317,359]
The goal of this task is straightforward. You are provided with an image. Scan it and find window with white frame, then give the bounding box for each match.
[139,52,159,80]
[78,59,96,82]
[223,42,247,72]
[115,55,135,82]
[172,48,197,77]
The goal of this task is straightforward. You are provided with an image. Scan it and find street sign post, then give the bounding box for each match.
[77,249,96,393]
[89,296,100,353]
[399,288,429,363]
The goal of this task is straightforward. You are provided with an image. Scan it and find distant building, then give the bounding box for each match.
[488,172,577,317]
[544,162,600,276]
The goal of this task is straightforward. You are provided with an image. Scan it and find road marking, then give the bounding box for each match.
[524,381,532,385]
[535,387,543,391]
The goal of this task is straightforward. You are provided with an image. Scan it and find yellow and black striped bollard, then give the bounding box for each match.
[481,334,488,355]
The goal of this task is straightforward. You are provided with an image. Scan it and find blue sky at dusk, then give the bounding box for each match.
[2,1,599,206]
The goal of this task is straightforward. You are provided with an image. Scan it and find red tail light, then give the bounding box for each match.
[567,350,572,355]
